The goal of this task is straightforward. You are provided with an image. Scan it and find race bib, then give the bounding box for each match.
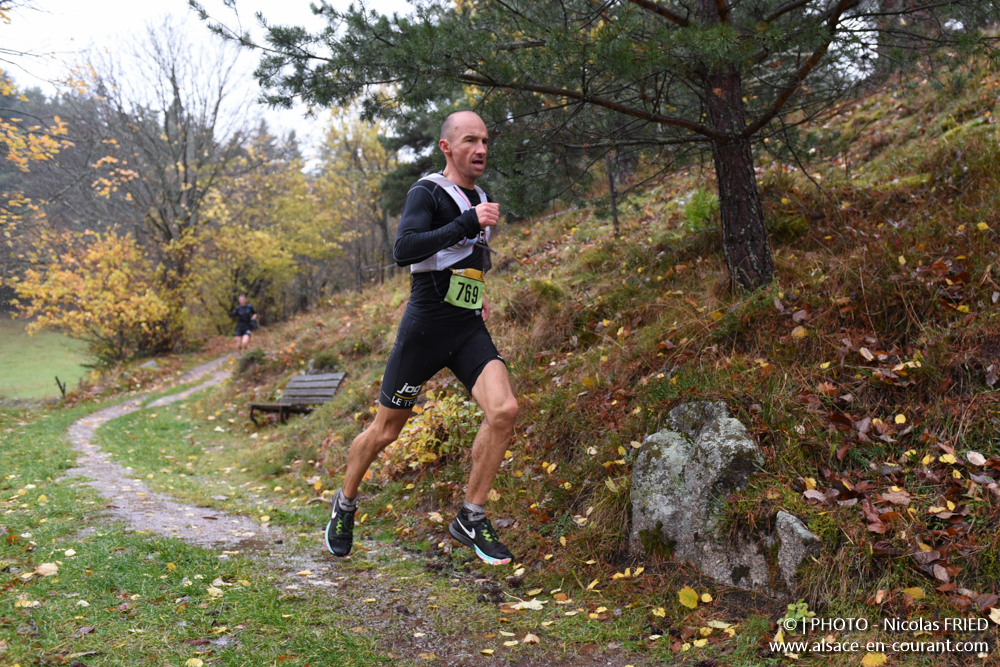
[445,268,484,310]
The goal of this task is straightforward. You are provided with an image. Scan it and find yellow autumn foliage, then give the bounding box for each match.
[13,230,171,363]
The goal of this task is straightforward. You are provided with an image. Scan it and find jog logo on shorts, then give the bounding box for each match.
[389,382,423,407]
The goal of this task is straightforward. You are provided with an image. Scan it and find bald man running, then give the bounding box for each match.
[325,111,518,565]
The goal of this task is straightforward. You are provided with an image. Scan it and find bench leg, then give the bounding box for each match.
[249,406,259,427]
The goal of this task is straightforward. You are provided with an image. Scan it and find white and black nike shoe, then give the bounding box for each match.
[449,508,513,565]
[325,490,355,558]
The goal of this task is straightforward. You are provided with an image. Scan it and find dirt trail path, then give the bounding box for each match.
[61,356,648,666]
[65,355,279,549]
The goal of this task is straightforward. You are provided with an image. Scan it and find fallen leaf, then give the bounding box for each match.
[700,593,713,603]
[64,549,76,557]
[510,599,546,611]
[881,490,910,505]
[526,588,543,596]
[652,607,666,617]
[480,648,494,656]
[185,660,204,667]
[678,586,699,609]
[707,620,731,629]
[503,640,518,646]
[990,608,1000,625]
[587,579,599,590]
[791,326,807,339]
[902,587,925,600]
[523,633,540,644]
[967,451,987,466]
[860,347,875,361]
[861,652,887,667]
[70,626,95,638]
[35,563,58,577]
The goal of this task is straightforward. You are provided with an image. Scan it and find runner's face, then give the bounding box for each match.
[442,116,489,182]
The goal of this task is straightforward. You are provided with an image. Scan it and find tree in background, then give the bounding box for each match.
[188,125,342,335]
[197,0,999,290]
[12,230,171,364]
[71,18,260,318]
[0,71,70,284]
[314,110,397,292]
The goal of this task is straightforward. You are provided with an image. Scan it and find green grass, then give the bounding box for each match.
[0,319,90,399]
[0,406,388,667]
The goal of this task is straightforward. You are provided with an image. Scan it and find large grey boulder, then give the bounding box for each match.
[629,401,820,596]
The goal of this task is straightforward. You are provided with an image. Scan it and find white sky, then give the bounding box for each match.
[2,0,414,155]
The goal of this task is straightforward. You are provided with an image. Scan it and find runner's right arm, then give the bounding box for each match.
[393,185,481,267]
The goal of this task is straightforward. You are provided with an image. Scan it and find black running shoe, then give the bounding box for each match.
[449,509,513,565]
[325,491,356,557]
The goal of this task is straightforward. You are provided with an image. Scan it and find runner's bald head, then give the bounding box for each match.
[440,110,484,142]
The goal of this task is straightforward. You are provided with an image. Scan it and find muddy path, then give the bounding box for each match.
[62,356,652,666]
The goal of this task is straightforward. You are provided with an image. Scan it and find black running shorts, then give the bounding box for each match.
[379,312,504,409]
[235,323,253,337]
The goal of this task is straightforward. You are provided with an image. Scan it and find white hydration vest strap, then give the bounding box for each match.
[409,173,490,274]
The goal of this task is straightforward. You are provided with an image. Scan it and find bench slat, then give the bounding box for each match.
[279,396,332,404]
[287,373,345,383]
[281,389,339,398]
[284,383,342,391]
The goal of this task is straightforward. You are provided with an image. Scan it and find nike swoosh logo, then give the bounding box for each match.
[457,520,476,539]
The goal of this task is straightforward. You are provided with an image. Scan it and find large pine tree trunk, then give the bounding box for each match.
[705,67,774,290]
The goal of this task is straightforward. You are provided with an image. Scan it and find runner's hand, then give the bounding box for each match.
[482,298,491,322]
[474,202,499,229]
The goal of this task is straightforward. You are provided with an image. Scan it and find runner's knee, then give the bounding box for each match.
[491,397,518,431]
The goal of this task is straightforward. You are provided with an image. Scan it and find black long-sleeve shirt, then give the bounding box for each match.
[230,304,255,327]
[393,180,492,322]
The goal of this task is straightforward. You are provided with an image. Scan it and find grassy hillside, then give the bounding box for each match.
[123,64,999,664]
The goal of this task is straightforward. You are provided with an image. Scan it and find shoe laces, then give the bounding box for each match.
[334,508,354,536]
[477,517,499,543]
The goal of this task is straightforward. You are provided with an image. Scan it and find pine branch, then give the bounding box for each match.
[458,74,720,139]
[624,0,690,27]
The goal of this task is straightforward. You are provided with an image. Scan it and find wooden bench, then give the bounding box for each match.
[248,372,346,425]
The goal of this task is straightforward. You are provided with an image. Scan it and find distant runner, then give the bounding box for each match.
[230,294,257,353]
[326,110,517,565]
